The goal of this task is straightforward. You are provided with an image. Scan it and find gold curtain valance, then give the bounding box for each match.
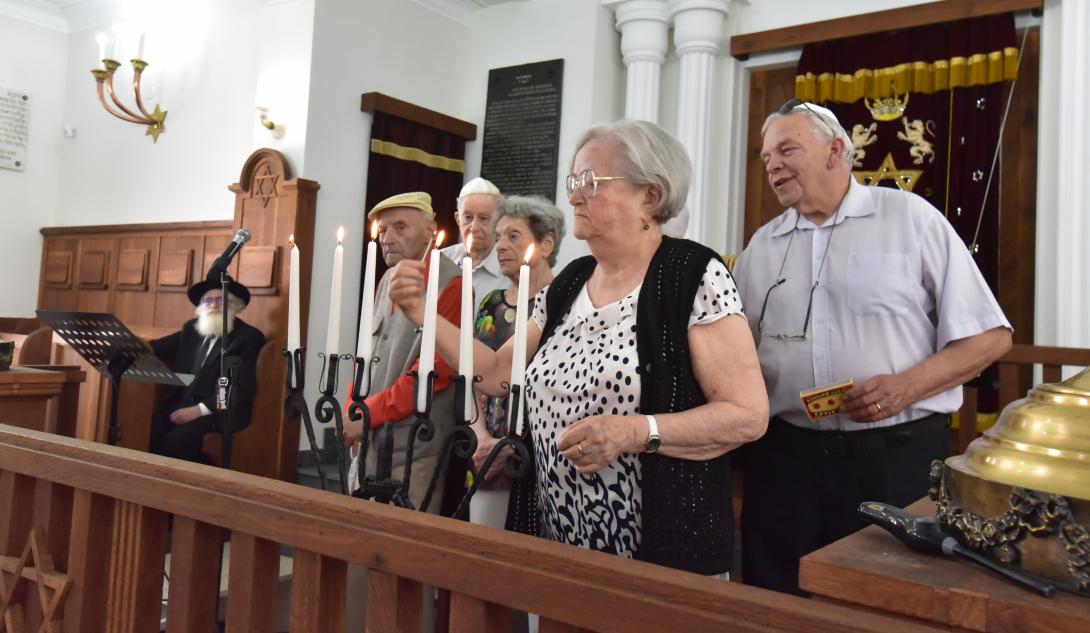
[369,139,465,174]
[795,47,1018,104]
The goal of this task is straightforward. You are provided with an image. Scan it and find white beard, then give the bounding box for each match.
[195,306,236,338]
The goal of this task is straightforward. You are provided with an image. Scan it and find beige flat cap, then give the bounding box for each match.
[367,191,434,219]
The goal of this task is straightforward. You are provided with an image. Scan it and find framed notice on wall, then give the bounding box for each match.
[480,59,563,202]
[0,87,31,171]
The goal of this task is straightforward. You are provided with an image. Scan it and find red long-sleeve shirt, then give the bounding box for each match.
[346,261,462,426]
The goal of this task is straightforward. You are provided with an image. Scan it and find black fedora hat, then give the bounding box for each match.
[187,278,252,307]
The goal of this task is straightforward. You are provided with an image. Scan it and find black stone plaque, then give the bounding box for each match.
[480,59,564,202]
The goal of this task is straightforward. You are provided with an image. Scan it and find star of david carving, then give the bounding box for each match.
[853,152,923,193]
[0,528,73,633]
[252,163,280,208]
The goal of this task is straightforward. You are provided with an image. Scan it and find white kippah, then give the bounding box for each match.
[459,176,501,198]
[795,102,841,128]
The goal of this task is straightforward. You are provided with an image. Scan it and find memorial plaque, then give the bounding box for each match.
[0,87,31,171]
[480,59,563,202]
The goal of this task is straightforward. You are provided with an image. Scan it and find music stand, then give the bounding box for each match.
[36,310,190,446]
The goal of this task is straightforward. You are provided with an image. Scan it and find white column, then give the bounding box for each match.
[669,0,730,243]
[1036,0,1090,360]
[606,0,670,123]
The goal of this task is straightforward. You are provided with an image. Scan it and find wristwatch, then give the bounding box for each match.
[644,415,661,453]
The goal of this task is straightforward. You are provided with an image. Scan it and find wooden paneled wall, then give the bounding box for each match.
[35,148,318,482]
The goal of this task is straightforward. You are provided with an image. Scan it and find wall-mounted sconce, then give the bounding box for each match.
[257,107,285,139]
[90,31,167,142]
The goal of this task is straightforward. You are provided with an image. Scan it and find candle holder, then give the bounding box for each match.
[450,381,532,520]
[395,369,440,512]
[419,373,479,514]
[344,354,379,494]
[283,347,330,491]
[314,351,354,494]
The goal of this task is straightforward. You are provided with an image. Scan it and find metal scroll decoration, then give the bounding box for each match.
[929,461,1090,592]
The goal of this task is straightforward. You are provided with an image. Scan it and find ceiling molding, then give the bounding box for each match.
[407,0,525,27]
[0,0,68,32]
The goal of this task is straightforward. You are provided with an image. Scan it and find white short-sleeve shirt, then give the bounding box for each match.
[524,258,743,556]
[441,243,512,305]
[733,178,1011,431]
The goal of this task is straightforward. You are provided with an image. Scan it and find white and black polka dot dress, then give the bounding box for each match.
[525,258,743,558]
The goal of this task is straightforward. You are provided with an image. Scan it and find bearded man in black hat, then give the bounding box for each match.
[148,279,266,463]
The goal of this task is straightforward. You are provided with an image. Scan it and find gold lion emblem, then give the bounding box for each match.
[851,123,878,168]
[897,118,937,165]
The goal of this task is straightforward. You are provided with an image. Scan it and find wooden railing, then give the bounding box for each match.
[956,344,1090,451]
[0,425,942,633]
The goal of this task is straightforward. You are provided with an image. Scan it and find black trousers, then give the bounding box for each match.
[149,407,221,463]
[740,413,950,596]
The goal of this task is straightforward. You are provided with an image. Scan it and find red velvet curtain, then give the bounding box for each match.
[796,14,1017,292]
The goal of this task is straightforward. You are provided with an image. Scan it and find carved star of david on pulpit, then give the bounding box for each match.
[252,163,280,208]
[0,527,73,633]
[853,152,922,193]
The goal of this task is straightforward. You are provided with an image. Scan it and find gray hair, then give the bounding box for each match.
[492,195,566,267]
[761,104,854,166]
[571,119,690,224]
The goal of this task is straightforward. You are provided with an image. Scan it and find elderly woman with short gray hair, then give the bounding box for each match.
[468,194,565,528]
[389,120,767,576]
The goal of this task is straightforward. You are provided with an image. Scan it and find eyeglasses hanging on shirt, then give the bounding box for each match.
[755,205,843,348]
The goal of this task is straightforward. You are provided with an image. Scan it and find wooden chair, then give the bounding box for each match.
[955,344,1090,452]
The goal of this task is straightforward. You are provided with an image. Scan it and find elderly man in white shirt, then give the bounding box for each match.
[441,177,512,304]
[733,100,1013,596]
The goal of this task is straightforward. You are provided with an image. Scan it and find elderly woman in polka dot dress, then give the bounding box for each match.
[389,120,768,576]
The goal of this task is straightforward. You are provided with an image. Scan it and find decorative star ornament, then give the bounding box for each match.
[853,152,922,193]
[0,527,73,633]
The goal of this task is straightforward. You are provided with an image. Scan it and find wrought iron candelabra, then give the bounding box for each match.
[90,58,167,142]
[286,347,533,518]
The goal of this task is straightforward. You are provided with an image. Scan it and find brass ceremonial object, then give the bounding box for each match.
[91,58,168,142]
[930,367,1090,595]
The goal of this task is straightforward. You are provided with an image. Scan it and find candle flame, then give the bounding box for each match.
[370,221,379,240]
[465,234,473,255]
[435,229,446,248]
[524,242,535,264]
[336,226,345,244]
[288,233,295,246]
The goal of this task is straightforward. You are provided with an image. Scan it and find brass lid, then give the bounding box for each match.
[947,367,1090,500]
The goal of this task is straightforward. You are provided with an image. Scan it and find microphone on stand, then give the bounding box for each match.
[207,228,251,280]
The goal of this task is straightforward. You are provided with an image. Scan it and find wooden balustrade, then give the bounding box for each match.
[0,425,944,633]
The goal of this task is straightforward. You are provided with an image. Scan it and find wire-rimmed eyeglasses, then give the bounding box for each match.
[777,98,837,138]
[565,168,626,197]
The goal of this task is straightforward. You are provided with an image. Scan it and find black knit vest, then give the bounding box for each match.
[506,236,734,575]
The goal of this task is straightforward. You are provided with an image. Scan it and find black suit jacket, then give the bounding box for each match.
[150,317,265,431]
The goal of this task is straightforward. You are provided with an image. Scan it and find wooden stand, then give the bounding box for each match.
[0,368,66,431]
[800,498,1090,632]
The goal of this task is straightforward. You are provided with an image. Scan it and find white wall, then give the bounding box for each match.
[0,17,68,317]
[252,0,315,172]
[54,0,270,226]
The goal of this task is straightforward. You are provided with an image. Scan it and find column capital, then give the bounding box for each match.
[669,0,731,56]
[604,1,670,65]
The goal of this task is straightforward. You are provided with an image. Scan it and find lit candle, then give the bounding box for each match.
[356,221,379,393]
[459,235,475,421]
[137,32,145,60]
[95,33,108,66]
[287,235,300,351]
[417,230,445,412]
[508,243,534,435]
[325,227,345,355]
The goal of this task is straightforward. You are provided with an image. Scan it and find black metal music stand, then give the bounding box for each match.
[36,310,190,446]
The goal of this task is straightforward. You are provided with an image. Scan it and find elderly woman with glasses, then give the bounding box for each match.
[389,120,768,576]
[469,194,565,528]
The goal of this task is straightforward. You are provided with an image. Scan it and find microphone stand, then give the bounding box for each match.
[217,270,237,468]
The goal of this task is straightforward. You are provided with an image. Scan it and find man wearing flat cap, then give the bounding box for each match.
[148,279,266,463]
[344,191,463,513]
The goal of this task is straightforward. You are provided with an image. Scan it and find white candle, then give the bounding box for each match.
[508,243,534,435]
[106,25,117,59]
[356,222,379,393]
[137,32,145,59]
[287,236,300,351]
[325,227,345,355]
[459,235,475,421]
[417,230,445,412]
[95,33,108,65]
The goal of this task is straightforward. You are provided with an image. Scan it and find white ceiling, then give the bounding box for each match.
[0,0,527,33]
